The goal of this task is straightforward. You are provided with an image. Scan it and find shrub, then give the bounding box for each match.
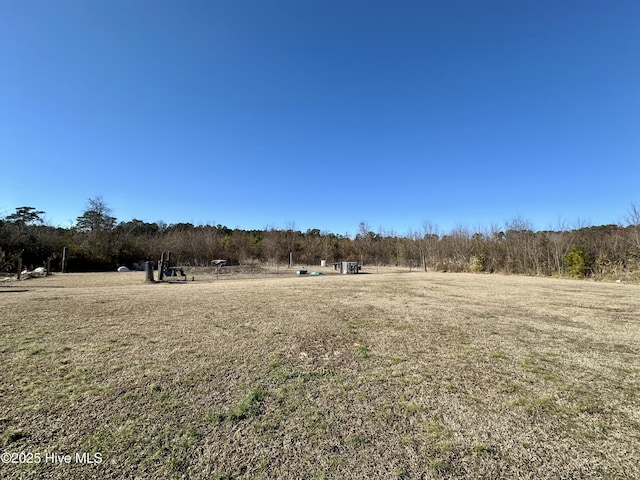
[564,246,588,277]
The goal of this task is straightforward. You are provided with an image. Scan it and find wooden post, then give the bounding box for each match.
[145,261,155,282]
[61,247,68,273]
[17,258,22,280]
[159,252,165,281]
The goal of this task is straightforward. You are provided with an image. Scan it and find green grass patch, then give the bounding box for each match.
[354,344,372,358]
[209,387,268,424]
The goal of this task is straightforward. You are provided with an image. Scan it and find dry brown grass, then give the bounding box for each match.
[1,269,639,479]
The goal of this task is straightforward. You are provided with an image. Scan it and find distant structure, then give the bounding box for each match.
[333,261,361,274]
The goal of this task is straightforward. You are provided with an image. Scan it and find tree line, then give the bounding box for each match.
[2,197,640,280]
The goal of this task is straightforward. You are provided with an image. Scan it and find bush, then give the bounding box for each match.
[469,255,485,273]
[564,246,588,278]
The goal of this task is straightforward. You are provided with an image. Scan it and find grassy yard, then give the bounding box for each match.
[1,269,639,479]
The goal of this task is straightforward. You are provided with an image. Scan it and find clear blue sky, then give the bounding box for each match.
[2,0,638,236]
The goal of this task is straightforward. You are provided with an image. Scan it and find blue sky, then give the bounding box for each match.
[1,0,638,236]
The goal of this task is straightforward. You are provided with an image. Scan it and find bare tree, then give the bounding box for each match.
[262,227,284,270]
[356,221,381,267]
[420,221,440,272]
[302,229,323,265]
[504,216,538,274]
[627,203,640,255]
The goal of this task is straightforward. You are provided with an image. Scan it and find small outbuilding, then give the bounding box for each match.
[333,261,361,274]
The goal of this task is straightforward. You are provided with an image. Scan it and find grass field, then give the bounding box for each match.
[1,268,639,479]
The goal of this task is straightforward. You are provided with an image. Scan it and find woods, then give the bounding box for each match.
[2,200,640,280]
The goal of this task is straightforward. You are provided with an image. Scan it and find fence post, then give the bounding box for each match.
[61,247,68,273]
[159,252,165,281]
[145,261,155,282]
